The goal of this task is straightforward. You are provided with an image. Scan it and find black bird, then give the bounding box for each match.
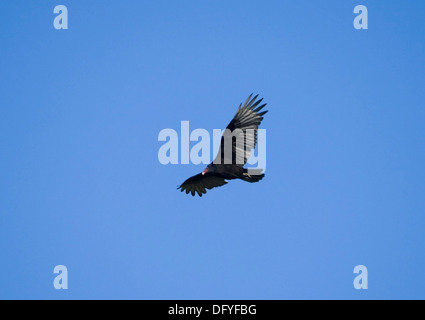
[178,94,268,196]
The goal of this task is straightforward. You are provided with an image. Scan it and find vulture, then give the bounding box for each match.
[178,94,268,197]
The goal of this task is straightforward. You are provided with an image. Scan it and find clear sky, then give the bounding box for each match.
[1,1,424,299]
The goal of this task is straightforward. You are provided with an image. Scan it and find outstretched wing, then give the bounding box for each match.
[178,173,228,197]
[213,94,268,166]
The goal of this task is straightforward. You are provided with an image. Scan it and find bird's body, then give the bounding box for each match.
[178,94,268,196]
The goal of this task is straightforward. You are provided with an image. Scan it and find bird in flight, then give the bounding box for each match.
[178,94,268,196]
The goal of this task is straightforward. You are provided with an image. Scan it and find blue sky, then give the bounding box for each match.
[1,1,424,299]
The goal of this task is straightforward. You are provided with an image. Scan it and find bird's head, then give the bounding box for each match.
[202,164,214,175]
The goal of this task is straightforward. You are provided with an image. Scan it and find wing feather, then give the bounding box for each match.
[178,173,228,197]
[213,94,268,166]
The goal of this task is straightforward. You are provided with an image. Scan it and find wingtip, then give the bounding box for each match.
[241,93,252,107]
[254,103,267,113]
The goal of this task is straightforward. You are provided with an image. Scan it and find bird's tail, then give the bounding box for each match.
[241,169,265,183]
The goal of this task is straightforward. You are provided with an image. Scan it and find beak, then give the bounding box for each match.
[202,168,209,175]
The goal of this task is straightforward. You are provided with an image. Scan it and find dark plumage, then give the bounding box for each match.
[178,94,268,197]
